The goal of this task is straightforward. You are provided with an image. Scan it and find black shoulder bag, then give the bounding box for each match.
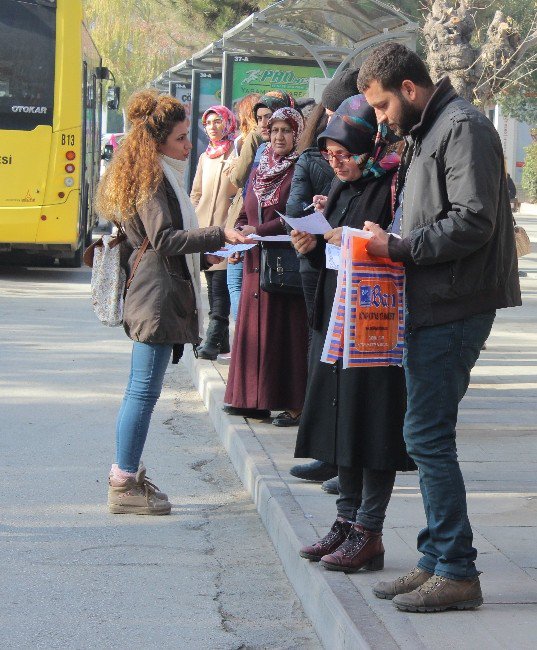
[257,203,302,295]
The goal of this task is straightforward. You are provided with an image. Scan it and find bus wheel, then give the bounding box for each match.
[59,246,83,268]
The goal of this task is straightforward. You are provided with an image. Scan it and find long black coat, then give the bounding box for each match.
[294,172,415,471]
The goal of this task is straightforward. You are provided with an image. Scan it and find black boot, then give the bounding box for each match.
[197,319,228,360]
[289,460,338,482]
[219,324,230,354]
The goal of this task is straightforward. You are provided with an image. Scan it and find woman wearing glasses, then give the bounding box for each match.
[224,108,309,427]
[291,95,415,572]
[191,106,238,359]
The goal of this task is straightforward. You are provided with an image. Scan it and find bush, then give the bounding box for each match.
[522,141,537,202]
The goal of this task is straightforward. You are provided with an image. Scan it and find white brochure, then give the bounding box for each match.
[277,210,332,235]
[325,243,341,270]
[249,234,291,242]
[206,243,256,258]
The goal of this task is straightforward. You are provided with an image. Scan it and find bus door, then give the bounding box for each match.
[0,0,56,244]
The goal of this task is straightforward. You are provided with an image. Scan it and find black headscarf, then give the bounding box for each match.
[253,91,295,118]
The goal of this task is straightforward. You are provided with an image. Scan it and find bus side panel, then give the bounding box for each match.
[7,192,79,245]
[54,0,82,132]
[0,127,51,243]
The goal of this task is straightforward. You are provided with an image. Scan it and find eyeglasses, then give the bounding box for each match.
[204,118,223,127]
[320,150,353,163]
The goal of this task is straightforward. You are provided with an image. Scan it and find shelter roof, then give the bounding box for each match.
[152,0,418,90]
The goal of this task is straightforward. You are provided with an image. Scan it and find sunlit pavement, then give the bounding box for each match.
[188,209,537,649]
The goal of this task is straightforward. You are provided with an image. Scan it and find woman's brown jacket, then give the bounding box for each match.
[122,178,224,346]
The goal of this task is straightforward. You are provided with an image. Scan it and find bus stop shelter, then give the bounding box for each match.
[151,0,418,186]
[152,0,418,91]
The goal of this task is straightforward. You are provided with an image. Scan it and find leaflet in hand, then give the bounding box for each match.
[206,243,256,258]
[277,211,331,235]
[325,243,341,270]
[249,234,291,242]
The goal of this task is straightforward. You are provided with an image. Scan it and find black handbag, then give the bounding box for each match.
[257,204,302,295]
[260,244,302,295]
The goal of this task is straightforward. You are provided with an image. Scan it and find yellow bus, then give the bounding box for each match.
[0,0,111,266]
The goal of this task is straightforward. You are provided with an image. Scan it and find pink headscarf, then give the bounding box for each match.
[202,105,237,159]
[253,107,304,208]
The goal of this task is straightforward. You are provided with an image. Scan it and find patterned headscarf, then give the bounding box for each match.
[202,105,237,159]
[334,94,400,179]
[253,107,304,208]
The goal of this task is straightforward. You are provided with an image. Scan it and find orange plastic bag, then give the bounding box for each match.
[322,227,405,368]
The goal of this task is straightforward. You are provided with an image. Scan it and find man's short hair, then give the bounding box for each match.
[357,43,434,93]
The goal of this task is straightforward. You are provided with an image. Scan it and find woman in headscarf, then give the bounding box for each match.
[291,95,415,571]
[191,105,238,359]
[225,93,262,327]
[224,107,309,427]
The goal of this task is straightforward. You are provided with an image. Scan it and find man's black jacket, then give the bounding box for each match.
[388,77,521,327]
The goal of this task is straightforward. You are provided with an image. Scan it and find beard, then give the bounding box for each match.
[392,94,423,136]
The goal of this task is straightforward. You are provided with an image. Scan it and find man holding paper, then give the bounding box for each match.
[359,43,521,612]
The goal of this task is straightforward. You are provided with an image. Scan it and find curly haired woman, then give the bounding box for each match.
[96,90,249,515]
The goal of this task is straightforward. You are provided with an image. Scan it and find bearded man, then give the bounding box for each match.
[358,43,521,613]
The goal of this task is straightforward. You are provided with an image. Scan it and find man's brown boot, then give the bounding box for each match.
[392,574,483,612]
[299,519,353,561]
[319,523,384,573]
[373,566,433,600]
[108,468,171,515]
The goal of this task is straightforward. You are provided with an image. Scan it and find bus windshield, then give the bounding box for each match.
[0,0,56,131]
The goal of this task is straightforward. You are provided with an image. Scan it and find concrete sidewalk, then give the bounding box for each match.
[185,211,537,649]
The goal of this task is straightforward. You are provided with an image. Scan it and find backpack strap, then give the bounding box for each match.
[126,236,150,289]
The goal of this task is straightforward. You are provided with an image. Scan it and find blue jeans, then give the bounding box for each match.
[227,260,243,321]
[115,342,172,472]
[403,311,495,579]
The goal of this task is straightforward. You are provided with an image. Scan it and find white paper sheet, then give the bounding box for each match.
[325,243,341,270]
[249,234,291,242]
[277,210,332,235]
[206,243,256,258]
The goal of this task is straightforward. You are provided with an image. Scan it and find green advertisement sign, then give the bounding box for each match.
[223,54,336,106]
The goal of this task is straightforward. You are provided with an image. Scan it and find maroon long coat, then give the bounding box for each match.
[224,167,308,410]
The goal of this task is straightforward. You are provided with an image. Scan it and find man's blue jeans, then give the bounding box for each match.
[227,260,243,321]
[403,311,495,579]
[115,342,172,472]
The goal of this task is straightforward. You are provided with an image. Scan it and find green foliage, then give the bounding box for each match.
[522,140,537,202]
[186,0,258,34]
[84,0,208,102]
[498,93,537,125]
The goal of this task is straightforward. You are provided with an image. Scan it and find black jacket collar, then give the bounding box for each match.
[409,77,458,141]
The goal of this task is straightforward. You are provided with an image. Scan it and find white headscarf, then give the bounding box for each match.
[159,154,204,336]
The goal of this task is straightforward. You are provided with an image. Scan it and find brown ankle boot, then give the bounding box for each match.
[299,519,353,561]
[392,575,483,612]
[320,523,384,573]
[373,566,433,600]
[108,467,171,515]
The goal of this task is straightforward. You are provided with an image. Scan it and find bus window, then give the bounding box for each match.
[0,0,56,131]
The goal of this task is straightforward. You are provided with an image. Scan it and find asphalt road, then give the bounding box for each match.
[0,260,320,649]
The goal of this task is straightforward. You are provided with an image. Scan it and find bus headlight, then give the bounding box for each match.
[64,177,75,187]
